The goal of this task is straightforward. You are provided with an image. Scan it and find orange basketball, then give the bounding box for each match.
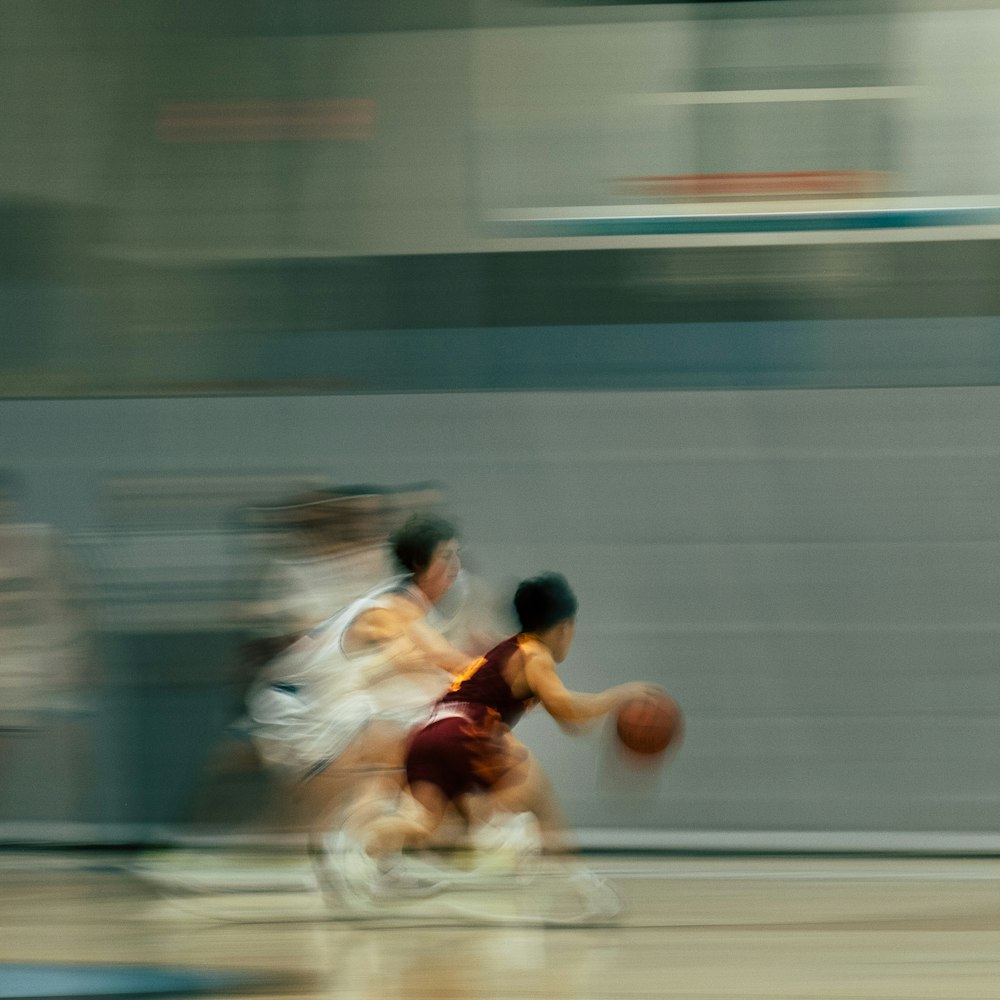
[615,692,682,757]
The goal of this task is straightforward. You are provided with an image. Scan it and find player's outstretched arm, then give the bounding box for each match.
[523,645,657,727]
[405,618,476,674]
[344,606,472,676]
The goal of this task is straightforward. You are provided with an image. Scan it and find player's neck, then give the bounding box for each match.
[405,578,436,611]
[519,631,554,653]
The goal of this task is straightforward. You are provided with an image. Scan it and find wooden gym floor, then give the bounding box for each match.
[3,848,1000,999]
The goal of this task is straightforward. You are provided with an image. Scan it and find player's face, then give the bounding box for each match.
[417,538,461,604]
[552,618,576,663]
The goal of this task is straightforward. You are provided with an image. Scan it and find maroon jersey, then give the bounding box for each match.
[407,634,535,800]
[437,634,535,727]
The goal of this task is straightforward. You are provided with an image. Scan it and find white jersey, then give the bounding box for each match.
[246,578,450,774]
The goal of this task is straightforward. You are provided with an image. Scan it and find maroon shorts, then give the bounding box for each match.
[405,715,525,802]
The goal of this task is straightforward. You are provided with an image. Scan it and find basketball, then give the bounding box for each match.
[615,692,682,757]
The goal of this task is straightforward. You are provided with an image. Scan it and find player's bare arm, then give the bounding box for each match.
[405,618,474,674]
[342,605,470,675]
[520,641,655,726]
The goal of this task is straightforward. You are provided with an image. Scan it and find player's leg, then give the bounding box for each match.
[490,746,575,854]
[318,780,451,905]
[319,717,459,903]
[358,713,461,859]
[305,716,417,900]
[363,779,449,858]
[301,718,408,836]
[455,732,573,856]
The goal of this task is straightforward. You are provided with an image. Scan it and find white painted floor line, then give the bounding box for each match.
[596,866,1000,882]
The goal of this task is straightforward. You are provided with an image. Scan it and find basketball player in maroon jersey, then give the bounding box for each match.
[347,572,657,891]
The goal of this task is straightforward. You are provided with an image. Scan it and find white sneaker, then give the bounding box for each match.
[371,854,449,900]
[315,830,448,905]
[471,811,542,879]
[312,830,380,908]
[568,867,624,919]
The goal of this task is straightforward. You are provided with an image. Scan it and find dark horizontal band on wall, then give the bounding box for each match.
[4,317,1000,398]
[91,241,1000,329]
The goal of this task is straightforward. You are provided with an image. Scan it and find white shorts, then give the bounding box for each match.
[247,683,378,777]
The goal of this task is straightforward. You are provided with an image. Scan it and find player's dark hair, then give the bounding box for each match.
[391,513,457,574]
[514,572,578,633]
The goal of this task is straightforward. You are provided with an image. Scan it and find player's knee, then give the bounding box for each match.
[403,782,448,837]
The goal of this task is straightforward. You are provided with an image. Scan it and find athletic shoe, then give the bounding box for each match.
[315,830,447,905]
[371,854,450,900]
[567,867,624,919]
[470,811,542,880]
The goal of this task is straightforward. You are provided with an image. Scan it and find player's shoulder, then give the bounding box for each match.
[516,635,555,669]
[347,603,404,638]
[348,583,417,620]
[379,592,426,623]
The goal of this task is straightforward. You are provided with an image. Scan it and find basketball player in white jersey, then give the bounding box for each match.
[247,514,473,867]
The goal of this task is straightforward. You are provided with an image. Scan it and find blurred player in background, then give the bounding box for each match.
[190,486,395,830]
[238,486,391,663]
[247,513,477,869]
[0,471,97,825]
